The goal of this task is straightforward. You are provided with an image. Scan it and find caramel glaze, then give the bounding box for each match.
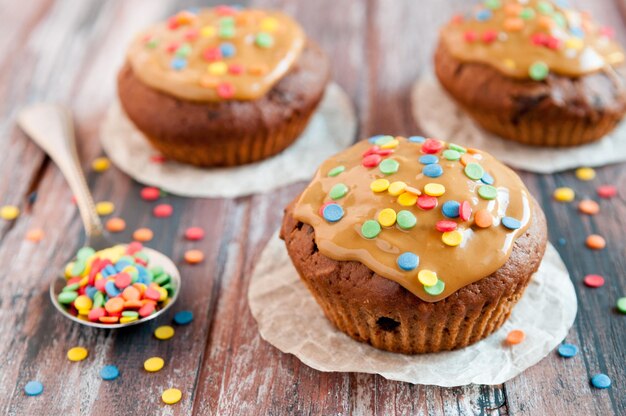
[127,8,305,102]
[440,0,624,79]
[293,138,532,303]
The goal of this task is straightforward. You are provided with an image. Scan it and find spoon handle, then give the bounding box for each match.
[17,104,104,238]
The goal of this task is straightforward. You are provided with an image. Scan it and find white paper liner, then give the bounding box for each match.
[248,233,577,386]
[100,83,356,198]
[411,75,626,173]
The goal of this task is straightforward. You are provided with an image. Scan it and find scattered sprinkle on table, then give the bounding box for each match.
[100,365,120,381]
[184,227,205,241]
[184,249,204,264]
[91,157,111,172]
[153,204,173,218]
[67,346,88,362]
[105,217,126,233]
[174,310,194,325]
[597,185,617,199]
[506,330,525,345]
[583,274,605,288]
[162,388,182,405]
[553,187,575,202]
[95,201,115,216]
[575,167,595,181]
[144,357,165,372]
[141,187,161,201]
[558,343,578,358]
[26,228,44,242]
[616,297,626,314]
[155,325,175,340]
[585,234,606,250]
[578,199,599,215]
[24,381,44,396]
[133,228,154,242]
[0,205,20,220]
[590,374,611,389]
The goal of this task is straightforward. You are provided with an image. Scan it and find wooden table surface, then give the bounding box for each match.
[0,0,624,414]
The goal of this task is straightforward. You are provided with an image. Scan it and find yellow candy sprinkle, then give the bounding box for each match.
[397,192,418,206]
[154,325,175,340]
[380,139,399,149]
[0,205,20,220]
[575,167,596,181]
[442,230,463,247]
[565,38,584,50]
[95,201,115,216]
[91,157,110,172]
[74,295,92,311]
[424,183,446,197]
[377,208,397,227]
[158,287,168,302]
[418,270,438,287]
[120,316,138,324]
[553,187,575,202]
[200,25,216,37]
[64,263,74,278]
[207,62,227,76]
[388,181,407,196]
[77,309,90,316]
[260,17,279,32]
[162,388,182,405]
[67,346,88,362]
[503,59,516,69]
[370,179,390,193]
[144,357,165,372]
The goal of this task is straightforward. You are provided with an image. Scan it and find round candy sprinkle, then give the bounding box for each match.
[424,183,445,197]
[418,270,438,287]
[529,61,549,81]
[397,252,419,271]
[91,157,110,172]
[379,159,399,175]
[597,185,617,199]
[328,166,345,177]
[502,217,521,230]
[185,227,205,241]
[423,164,443,178]
[26,228,45,242]
[322,204,344,223]
[140,187,161,201]
[583,274,604,288]
[442,201,460,218]
[370,179,390,193]
[436,220,457,232]
[424,279,445,296]
[449,143,466,153]
[388,181,407,196]
[361,220,381,238]
[144,357,165,372]
[184,249,204,264]
[506,330,525,345]
[162,388,182,405]
[153,204,173,218]
[133,228,154,242]
[417,194,438,210]
[475,9,492,21]
[464,163,485,180]
[408,136,425,143]
[578,199,599,215]
[362,154,382,168]
[105,217,126,233]
[481,171,494,185]
[478,185,497,200]
[419,155,438,165]
[67,346,88,362]
[24,381,44,396]
[329,183,349,200]
[459,201,471,221]
[174,310,194,325]
[442,149,461,161]
[95,202,115,216]
[616,297,626,314]
[155,325,175,340]
[554,187,575,202]
[557,343,578,358]
[586,234,606,250]
[575,167,596,181]
[442,230,463,247]
[421,139,443,154]
[590,374,611,389]
[397,192,418,207]
[396,211,417,230]
[100,365,120,381]
[378,208,397,227]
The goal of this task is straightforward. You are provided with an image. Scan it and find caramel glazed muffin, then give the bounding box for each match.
[118,6,330,167]
[281,136,547,354]
[434,0,626,147]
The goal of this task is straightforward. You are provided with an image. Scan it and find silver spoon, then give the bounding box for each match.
[18,104,180,329]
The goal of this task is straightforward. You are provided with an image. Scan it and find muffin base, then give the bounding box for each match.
[280,199,547,354]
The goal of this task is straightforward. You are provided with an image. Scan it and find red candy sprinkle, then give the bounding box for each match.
[203,47,222,62]
[362,146,381,157]
[421,139,443,154]
[597,185,617,199]
[229,64,244,75]
[362,154,382,168]
[95,279,107,292]
[482,30,498,43]
[417,195,438,210]
[217,82,235,99]
[184,29,199,41]
[126,241,143,255]
[153,204,173,218]
[114,272,132,289]
[215,5,237,15]
[531,33,548,46]
[139,303,156,318]
[376,149,394,156]
[436,220,457,232]
[165,42,180,53]
[88,307,106,322]
[141,187,160,201]
[464,30,478,42]
[144,288,161,301]
[583,274,605,288]
[459,201,472,221]
[185,227,205,241]
[150,155,167,164]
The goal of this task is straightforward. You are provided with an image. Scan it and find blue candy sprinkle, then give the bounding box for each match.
[476,9,492,21]
[323,204,344,223]
[419,155,439,165]
[590,374,611,389]
[104,280,121,297]
[100,365,120,381]
[368,135,385,143]
[24,381,43,396]
[408,136,426,143]
[115,260,132,272]
[220,42,236,57]
[502,217,521,230]
[174,310,194,325]
[397,252,419,271]
[558,343,578,358]
[85,286,98,300]
[481,171,494,185]
[570,27,584,38]
[442,201,460,218]
[558,237,567,246]
[423,164,443,178]
[102,265,117,278]
[171,57,187,70]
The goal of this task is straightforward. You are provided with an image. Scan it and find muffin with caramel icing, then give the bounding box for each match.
[118,6,329,167]
[434,0,626,147]
[281,136,547,354]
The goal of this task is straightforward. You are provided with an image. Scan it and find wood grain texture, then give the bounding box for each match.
[0,0,624,415]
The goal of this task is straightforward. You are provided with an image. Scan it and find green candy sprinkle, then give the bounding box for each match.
[93,291,105,308]
[58,291,78,304]
[329,183,349,200]
[71,259,86,277]
[328,166,345,177]
[379,159,399,175]
[219,26,235,39]
[150,265,164,276]
[617,297,626,314]
[553,12,566,28]
[519,7,535,20]
[537,1,554,14]
[529,61,549,81]
[62,283,80,292]
[121,311,139,318]
[443,149,461,161]
[361,220,382,239]
[424,279,445,296]
[478,185,498,200]
[449,143,467,153]
[484,0,501,9]
[396,210,417,230]
[255,32,273,48]
[154,273,171,286]
[146,39,159,49]
[76,247,95,262]
[374,135,394,146]
[175,43,192,58]
[464,163,485,180]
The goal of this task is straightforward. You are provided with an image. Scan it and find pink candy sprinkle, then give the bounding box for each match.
[141,187,160,201]
[153,204,173,218]
[185,227,205,241]
[597,185,617,199]
[362,154,382,168]
[583,274,605,288]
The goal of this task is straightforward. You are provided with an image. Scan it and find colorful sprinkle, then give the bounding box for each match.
[184,249,204,264]
[397,252,419,271]
[95,201,115,216]
[597,185,617,199]
[24,381,44,396]
[442,230,463,246]
[378,208,397,227]
[26,228,45,242]
[184,227,205,241]
[417,194,438,210]
[424,279,445,296]
[362,154,382,168]
[370,179,390,193]
[617,297,626,314]
[155,325,175,340]
[133,228,154,242]
[388,181,407,196]
[586,234,606,250]
[478,185,497,200]
[105,217,126,233]
[140,187,161,201]
[144,357,165,372]
[424,183,445,197]
[328,166,345,177]
[421,139,443,154]
[481,172,494,185]
[442,149,461,161]
[174,310,194,325]
[442,201,460,218]
[578,199,599,215]
[361,220,381,239]
[423,164,443,178]
[1,206,21,221]
[379,159,399,175]
[464,163,485,180]
[529,61,549,81]
[575,167,596,181]
[590,374,611,389]
[396,210,417,230]
[474,209,493,228]
[553,187,575,202]
[91,157,110,172]
[162,388,182,405]
[67,346,88,362]
[329,183,349,200]
[557,343,578,358]
[419,155,438,165]
[418,270,438,287]
[408,136,426,143]
[436,220,457,232]
[255,32,273,48]
[501,217,521,230]
[397,192,418,207]
[100,365,120,381]
[506,330,525,345]
[322,204,344,223]
[583,274,604,288]
[459,201,472,221]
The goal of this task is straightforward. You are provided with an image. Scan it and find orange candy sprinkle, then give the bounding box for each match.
[506,330,526,345]
[133,228,154,242]
[578,199,599,215]
[586,234,606,250]
[474,209,493,228]
[122,286,141,301]
[184,249,204,264]
[503,18,524,31]
[460,153,478,166]
[26,228,44,242]
[106,217,126,233]
[105,297,124,314]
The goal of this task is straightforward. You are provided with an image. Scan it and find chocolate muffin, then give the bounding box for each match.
[434,0,626,147]
[281,136,547,354]
[117,7,330,167]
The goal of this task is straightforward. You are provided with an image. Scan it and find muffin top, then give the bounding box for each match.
[293,136,533,302]
[439,0,624,80]
[126,6,305,101]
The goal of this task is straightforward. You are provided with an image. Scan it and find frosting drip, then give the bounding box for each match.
[127,7,305,101]
[293,137,532,302]
[440,0,624,79]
